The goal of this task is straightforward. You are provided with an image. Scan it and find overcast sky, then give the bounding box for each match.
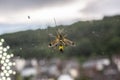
[0,0,120,35]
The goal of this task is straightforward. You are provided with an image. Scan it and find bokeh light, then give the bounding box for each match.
[0,38,16,80]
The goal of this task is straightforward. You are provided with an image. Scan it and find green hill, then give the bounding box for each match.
[0,15,120,59]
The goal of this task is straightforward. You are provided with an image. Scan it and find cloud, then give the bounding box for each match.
[0,0,120,35]
[0,0,82,24]
[0,0,74,13]
[80,0,120,20]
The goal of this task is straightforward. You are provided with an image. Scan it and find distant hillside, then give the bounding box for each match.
[0,15,120,59]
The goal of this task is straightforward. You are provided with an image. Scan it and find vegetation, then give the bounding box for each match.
[0,15,120,59]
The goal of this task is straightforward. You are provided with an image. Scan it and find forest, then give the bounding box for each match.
[0,15,120,59]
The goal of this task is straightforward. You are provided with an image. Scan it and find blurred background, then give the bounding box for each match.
[0,0,120,80]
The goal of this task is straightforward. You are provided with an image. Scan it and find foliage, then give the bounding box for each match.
[0,15,120,59]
